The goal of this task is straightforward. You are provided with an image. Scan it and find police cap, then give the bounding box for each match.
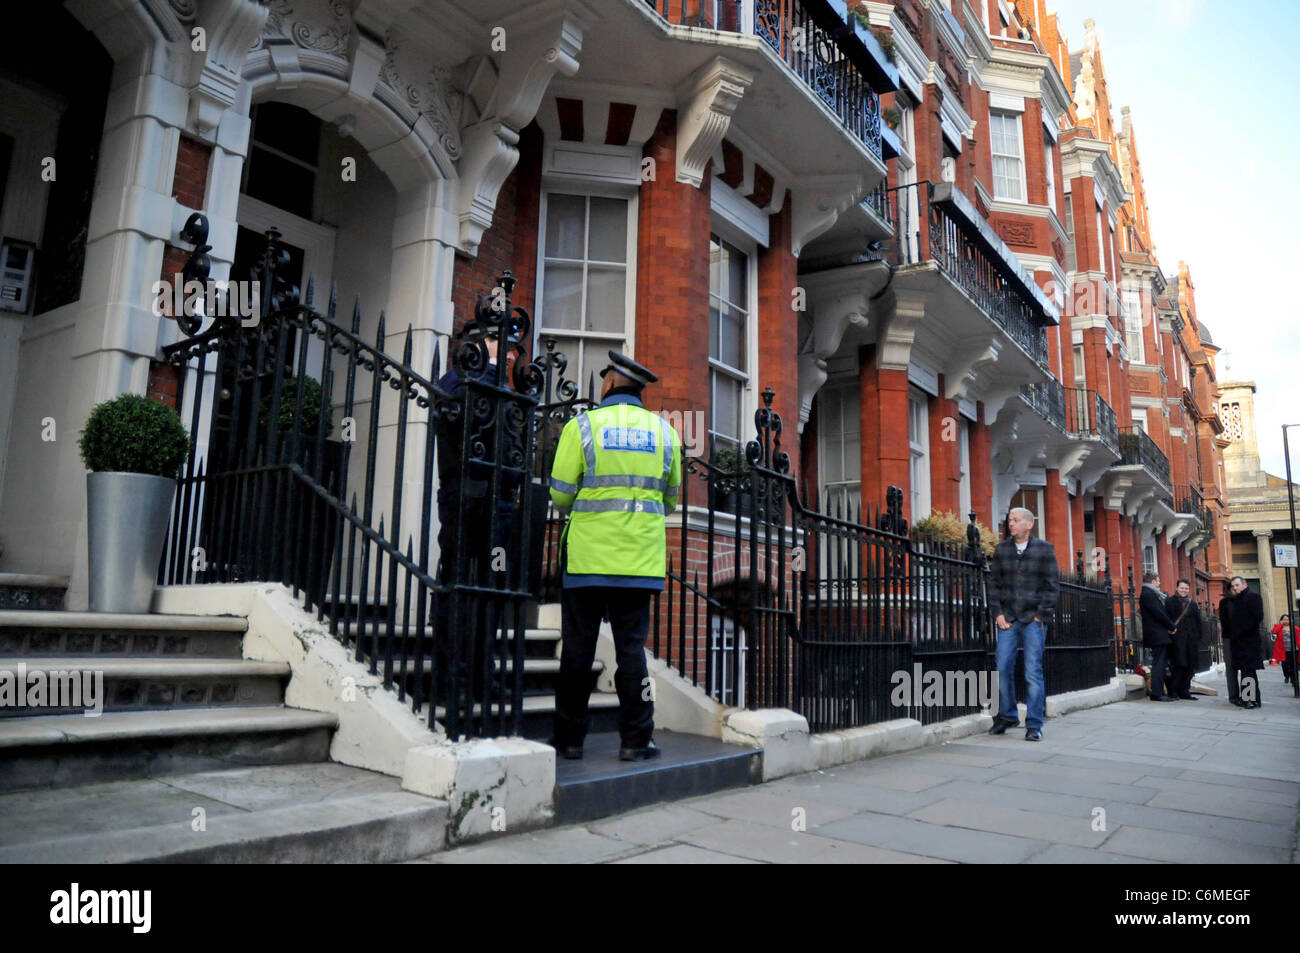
[599,349,658,388]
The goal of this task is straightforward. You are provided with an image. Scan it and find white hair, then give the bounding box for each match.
[1008,506,1036,523]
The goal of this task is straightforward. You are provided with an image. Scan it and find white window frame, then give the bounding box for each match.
[1043,136,1056,212]
[909,387,931,519]
[535,185,639,386]
[817,378,862,516]
[1073,343,1087,387]
[708,219,759,456]
[990,110,1027,203]
[1123,288,1144,363]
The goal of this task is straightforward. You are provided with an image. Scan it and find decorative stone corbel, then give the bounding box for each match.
[185,0,270,136]
[675,56,753,188]
[878,289,926,371]
[943,335,1002,401]
[790,174,866,256]
[456,3,594,254]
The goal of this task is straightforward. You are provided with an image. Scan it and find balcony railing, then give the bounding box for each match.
[889,181,1054,366]
[862,180,892,228]
[1118,426,1172,490]
[1019,379,1067,433]
[644,0,886,157]
[1065,387,1120,456]
[1174,483,1204,515]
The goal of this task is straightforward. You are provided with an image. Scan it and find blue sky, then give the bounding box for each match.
[1046,0,1300,476]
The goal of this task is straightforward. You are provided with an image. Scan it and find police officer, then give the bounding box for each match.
[548,350,682,761]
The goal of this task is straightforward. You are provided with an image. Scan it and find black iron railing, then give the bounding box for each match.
[862,180,892,227]
[888,181,1052,366]
[644,0,884,157]
[159,230,550,741]
[1019,379,1067,432]
[1118,426,1172,490]
[1065,386,1120,455]
[1174,483,1203,514]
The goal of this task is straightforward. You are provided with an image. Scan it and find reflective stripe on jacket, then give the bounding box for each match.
[548,394,682,587]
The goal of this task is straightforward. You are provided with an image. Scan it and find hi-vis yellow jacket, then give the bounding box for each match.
[549,393,683,589]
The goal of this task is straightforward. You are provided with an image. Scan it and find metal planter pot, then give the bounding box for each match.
[87,472,176,613]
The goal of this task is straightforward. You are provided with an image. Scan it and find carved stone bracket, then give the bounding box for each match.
[790,173,866,256]
[943,335,1002,401]
[676,56,753,188]
[185,0,270,135]
[456,3,594,254]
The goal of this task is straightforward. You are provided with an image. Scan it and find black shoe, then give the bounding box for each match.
[1230,699,1246,707]
[988,715,1017,735]
[1245,701,1261,710]
[547,737,584,760]
[1148,695,1174,702]
[1177,694,1198,701]
[619,739,661,761]
[1025,728,1043,742]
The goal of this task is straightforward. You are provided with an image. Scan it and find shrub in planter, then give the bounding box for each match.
[79,393,190,478]
[79,394,190,613]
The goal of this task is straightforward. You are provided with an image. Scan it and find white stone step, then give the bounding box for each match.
[0,573,69,589]
[0,610,248,632]
[428,691,619,721]
[0,706,336,749]
[4,657,290,679]
[0,764,446,863]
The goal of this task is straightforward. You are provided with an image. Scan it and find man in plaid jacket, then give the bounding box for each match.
[987,506,1059,741]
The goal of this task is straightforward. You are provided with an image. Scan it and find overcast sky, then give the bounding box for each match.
[1046,0,1300,477]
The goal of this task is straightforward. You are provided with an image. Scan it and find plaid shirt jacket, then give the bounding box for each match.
[988,536,1060,625]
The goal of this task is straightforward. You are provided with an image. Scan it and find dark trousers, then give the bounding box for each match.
[1227,642,1261,705]
[554,586,655,748]
[435,500,512,702]
[1224,639,1238,703]
[1148,644,1170,699]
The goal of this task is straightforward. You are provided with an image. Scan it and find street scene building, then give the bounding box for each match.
[0,0,1268,862]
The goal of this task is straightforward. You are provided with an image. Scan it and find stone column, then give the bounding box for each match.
[1254,529,1276,623]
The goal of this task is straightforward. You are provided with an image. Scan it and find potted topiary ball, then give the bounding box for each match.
[79,394,190,613]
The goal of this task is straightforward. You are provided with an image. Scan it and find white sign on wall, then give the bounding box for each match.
[1274,544,1298,568]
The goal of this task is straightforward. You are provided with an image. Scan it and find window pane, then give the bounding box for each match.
[844,434,861,481]
[720,307,744,369]
[545,194,586,260]
[824,433,842,482]
[709,303,721,359]
[710,237,721,295]
[588,197,627,263]
[727,244,747,310]
[713,373,741,443]
[542,264,583,330]
[585,267,625,332]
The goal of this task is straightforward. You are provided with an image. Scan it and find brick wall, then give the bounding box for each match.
[635,109,712,426]
[757,193,799,475]
[859,346,911,518]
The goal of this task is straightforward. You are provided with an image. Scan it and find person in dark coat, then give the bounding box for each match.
[1219,576,1265,708]
[434,333,521,705]
[1163,577,1202,700]
[986,506,1059,741]
[1139,572,1178,701]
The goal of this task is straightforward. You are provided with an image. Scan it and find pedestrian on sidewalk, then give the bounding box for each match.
[1219,576,1264,709]
[1270,614,1297,683]
[987,506,1058,742]
[1139,572,1178,702]
[1163,578,1201,700]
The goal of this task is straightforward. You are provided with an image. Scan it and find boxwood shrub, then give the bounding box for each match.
[79,393,190,479]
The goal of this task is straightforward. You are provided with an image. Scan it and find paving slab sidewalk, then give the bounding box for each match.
[413,669,1300,864]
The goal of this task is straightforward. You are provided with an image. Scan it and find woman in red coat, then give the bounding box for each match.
[1271,615,1298,681]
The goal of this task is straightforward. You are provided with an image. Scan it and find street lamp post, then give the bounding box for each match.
[1282,425,1300,697]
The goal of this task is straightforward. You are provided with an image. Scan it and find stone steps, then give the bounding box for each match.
[0,610,247,658]
[0,657,293,717]
[0,762,446,863]
[0,706,337,792]
[0,573,68,611]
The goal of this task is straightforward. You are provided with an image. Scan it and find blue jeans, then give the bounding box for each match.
[996,619,1045,731]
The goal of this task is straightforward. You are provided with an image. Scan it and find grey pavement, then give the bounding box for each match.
[413,667,1300,864]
